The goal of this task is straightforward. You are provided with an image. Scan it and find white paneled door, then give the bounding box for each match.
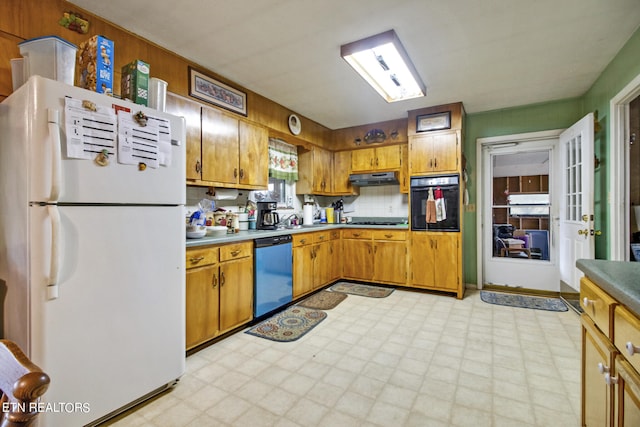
[558,113,595,291]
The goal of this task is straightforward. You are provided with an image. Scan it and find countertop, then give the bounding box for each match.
[186,223,410,248]
[576,259,640,315]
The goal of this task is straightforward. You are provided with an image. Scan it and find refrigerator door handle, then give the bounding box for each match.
[48,109,62,202]
[47,205,61,300]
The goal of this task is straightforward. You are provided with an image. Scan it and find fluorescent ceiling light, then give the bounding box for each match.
[341,30,426,103]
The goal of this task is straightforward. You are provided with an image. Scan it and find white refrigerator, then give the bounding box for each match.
[0,76,186,426]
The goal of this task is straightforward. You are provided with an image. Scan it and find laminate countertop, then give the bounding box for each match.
[185,223,410,248]
[576,259,640,315]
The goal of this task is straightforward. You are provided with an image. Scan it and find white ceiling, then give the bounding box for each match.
[69,0,640,130]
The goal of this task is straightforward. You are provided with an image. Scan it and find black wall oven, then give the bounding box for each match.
[410,174,460,231]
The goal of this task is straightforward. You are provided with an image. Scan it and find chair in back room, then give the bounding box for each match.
[0,339,50,427]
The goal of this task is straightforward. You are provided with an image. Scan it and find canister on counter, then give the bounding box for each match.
[326,207,334,224]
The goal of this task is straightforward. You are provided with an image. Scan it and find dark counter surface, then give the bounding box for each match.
[576,259,640,315]
[186,223,410,248]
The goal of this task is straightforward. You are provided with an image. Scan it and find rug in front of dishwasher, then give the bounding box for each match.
[245,306,327,342]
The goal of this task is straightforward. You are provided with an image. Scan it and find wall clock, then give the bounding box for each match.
[288,114,301,135]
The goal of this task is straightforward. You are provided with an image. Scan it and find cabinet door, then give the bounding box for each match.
[185,265,219,349]
[333,151,356,194]
[615,358,640,427]
[329,239,342,282]
[293,245,314,298]
[431,132,459,172]
[166,93,202,181]
[351,148,375,172]
[342,239,373,280]
[219,257,253,332]
[582,314,615,427]
[238,121,268,188]
[313,148,332,194]
[313,241,331,289]
[410,233,436,287]
[375,145,401,170]
[201,107,239,184]
[373,240,406,284]
[400,145,409,193]
[432,234,460,290]
[409,134,434,175]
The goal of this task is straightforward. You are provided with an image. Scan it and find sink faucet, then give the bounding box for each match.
[280,213,300,227]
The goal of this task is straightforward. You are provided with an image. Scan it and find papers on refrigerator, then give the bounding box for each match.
[117,113,160,169]
[64,97,117,160]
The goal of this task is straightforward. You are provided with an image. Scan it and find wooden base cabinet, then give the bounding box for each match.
[185,242,253,350]
[410,233,462,298]
[341,229,407,285]
[580,276,640,426]
[292,231,340,299]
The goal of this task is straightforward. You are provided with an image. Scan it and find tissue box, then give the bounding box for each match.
[121,60,149,106]
[76,35,114,94]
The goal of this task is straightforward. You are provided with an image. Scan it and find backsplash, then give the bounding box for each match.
[186,184,408,218]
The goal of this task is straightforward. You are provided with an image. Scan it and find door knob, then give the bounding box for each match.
[582,214,589,222]
[578,229,589,236]
[591,230,602,236]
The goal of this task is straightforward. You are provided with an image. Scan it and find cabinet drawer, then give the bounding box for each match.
[372,230,407,241]
[186,247,219,268]
[581,277,617,338]
[342,229,372,240]
[220,242,252,262]
[313,231,331,243]
[293,233,313,247]
[615,305,640,374]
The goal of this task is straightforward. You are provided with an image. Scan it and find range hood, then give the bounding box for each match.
[349,171,399,186]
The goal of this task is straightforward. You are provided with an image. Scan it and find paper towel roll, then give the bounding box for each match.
[303,204,314,226]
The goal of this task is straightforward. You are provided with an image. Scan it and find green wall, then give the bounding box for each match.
[462,25,640,286]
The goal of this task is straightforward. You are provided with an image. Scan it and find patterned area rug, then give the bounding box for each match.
[245,306,327,342]
[297,290,347,310]
[329,282,394,298]
[480,291,568,312]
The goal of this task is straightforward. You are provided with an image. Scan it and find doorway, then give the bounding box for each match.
[610,73,640,261]
[478,131,561,292]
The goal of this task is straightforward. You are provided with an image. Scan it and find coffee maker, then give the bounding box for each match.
[256,201,279,230]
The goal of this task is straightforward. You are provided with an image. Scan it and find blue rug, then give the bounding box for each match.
[480,291,568,312]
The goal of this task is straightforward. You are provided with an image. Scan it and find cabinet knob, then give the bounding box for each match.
[195,160,202,174]
[239,168,244,179]
[230,249,241,257]
[220,272,225,286]
[234,168,238,178]
[189,256,205,263]
[605,373,618,386]
[626,341,640,356]
[211,274,218,288]
[583,297,593,307]
[597,363,610,374]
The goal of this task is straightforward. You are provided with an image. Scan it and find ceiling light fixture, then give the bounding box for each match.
[341,29,426,103]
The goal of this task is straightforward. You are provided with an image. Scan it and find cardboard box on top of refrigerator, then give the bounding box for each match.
[75,35,114,95]
[121,59,149,106]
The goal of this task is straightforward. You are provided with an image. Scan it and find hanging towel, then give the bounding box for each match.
[434,187,447,222]
[426,187,437,223]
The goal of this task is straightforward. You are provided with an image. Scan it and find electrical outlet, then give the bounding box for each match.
[465,203,476,212]
[388,205,393,213]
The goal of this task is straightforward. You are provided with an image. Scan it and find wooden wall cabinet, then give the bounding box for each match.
[408,131,459,175]
[185,242,253,350]
[351,145,402,173]
[296,147,333,195]
[410,233,462,298]
[400,145,409,193]
[200,107,268,190]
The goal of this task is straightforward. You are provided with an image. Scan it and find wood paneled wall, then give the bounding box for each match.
[0,0,334,148]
